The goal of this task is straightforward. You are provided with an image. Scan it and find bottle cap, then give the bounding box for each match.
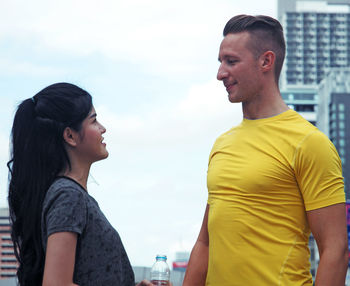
[156,254,167,260]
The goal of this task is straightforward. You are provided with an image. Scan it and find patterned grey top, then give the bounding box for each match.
[41,177,135,286]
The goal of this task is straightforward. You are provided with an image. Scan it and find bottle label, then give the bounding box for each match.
[151,280,169,286]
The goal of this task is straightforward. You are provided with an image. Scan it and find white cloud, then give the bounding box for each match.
[97,79,241,148]
[0,58,66,76]
[0,0,277,76]
[0,134,10,208]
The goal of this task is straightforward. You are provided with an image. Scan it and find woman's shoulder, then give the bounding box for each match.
[44,176,87,205]
[48,176,85,194]
[53,176,85,189]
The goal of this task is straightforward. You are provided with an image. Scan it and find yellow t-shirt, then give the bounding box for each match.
[206,109,345,286]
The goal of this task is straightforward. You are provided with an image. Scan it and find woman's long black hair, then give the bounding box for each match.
[7,83,92,285]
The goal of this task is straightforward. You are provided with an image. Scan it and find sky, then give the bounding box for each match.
[0,0,277,267]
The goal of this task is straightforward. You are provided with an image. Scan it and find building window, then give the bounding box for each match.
[339,139,345,147]
[339,103,345,111]
[339,148,345,156]
[0,266,17,270]
[1,250,15,256]
[339,121,345,129]
[339,130,345,137]
[1,258,17,263]
[339,113,345,120]
[295,105,315,112]
[331,130,337,138]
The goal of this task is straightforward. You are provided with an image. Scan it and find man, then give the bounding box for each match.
[183,15,348,285]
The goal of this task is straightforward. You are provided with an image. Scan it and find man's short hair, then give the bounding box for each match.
[223,14,286,84]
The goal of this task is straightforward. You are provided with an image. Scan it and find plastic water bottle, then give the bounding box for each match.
[150,254,170,286]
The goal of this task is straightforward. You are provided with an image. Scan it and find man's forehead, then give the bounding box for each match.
[222,32,251,44]
[219,32,251,52]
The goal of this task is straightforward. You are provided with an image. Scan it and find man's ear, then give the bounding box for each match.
[63,127,78,147]
[260,50,275,73]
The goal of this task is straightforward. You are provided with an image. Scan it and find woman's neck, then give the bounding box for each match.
[60,164,91,190]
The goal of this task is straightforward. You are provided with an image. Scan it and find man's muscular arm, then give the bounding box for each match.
[183,204,210,286]
[307,203,348,286]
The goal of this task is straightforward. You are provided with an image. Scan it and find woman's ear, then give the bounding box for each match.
[63,127,78,147]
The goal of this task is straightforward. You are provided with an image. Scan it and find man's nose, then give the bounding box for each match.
[217,64,228,81]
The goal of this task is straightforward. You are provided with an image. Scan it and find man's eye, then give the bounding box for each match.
[227,60,236,65]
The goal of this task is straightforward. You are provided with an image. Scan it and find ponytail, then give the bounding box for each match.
[8,83,92,285]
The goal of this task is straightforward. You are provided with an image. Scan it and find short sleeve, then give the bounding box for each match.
[294,130,345,211]
[43,186,87,237]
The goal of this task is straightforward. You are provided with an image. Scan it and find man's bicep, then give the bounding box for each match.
[307,203,348,285]
[197,204,209,245]
[183,204,209,286]
[306,203,347,252]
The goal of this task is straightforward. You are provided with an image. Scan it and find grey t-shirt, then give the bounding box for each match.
[41,177,135,286]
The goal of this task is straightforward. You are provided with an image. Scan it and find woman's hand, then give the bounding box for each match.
[135,280,153,286]
[135,281,173,286]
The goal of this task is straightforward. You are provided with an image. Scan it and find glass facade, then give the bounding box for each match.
[283,12,350,87]
[328,92,350,196]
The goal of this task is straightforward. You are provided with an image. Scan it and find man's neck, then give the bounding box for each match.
[242,87,289,120]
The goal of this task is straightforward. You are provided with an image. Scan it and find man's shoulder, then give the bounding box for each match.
[298,129,334,152]
[278,109,316,130]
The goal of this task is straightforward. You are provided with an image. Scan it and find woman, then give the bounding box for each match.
[8,82,152,286]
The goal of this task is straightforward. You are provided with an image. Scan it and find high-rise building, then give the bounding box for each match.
[278,0,350,87]
[317,67,350,197]
[278,0,350,118]
[0,208,17,280]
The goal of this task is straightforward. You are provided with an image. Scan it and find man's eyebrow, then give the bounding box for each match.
[218,55,227,62]
[219,55,238,62]
[89,113,97,118]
